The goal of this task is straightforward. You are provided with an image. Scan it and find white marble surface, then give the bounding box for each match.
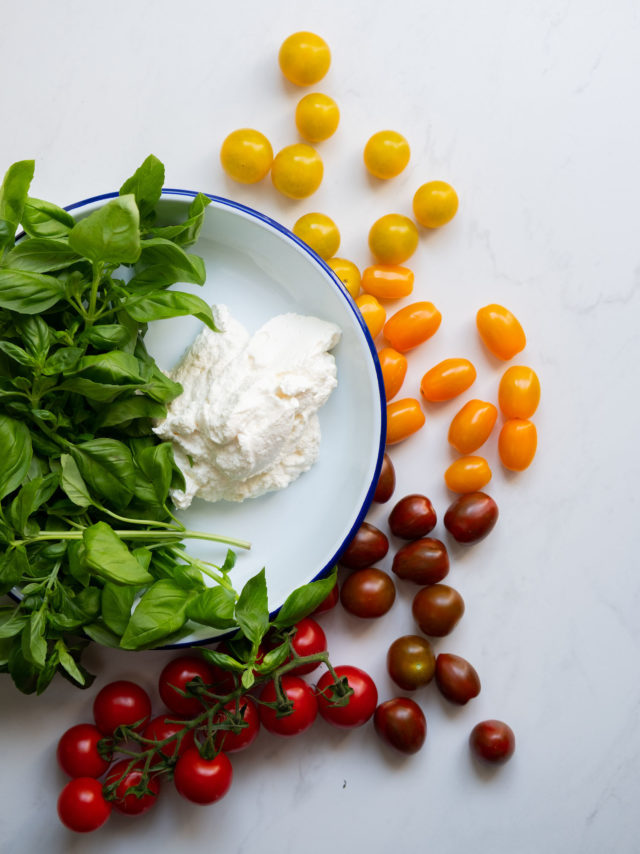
[1,1,639,852]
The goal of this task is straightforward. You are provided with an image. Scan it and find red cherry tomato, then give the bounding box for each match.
[57,724,111,779]
[142,716,195,760]
[158,656,216,717]
[173,748,233,804]
[259,675,318,736]
[469,719,516,764]
[93,681,151,736]
[374,697,427,754]
[105,760,160,815]
[213,696,260,753]
[288,618,328,675]
[316,665,378,727]
[57,777,112,833]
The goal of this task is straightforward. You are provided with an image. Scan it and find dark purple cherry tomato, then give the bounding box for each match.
[435,653,481,704]
[469,719,515,764]
[412,584,465,637]
[373,453,396,503]
[387,635,435,690]
[340,567,396,618]
[444,492,498,543]
[374,697,427,754]
[391,538,449,585]
[389,494,436,539]
[339,522,389,569]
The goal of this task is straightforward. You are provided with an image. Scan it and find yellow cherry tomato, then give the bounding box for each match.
[364,131,410,179]
[383,301,441,352]
[386,398,425,445]
[293,213,340,260]
[295,93,340,142]
[327,258,361,299]
[356,294,386,339]
[361,265,414,300]
[271,144,323,199]
[444,456,492,493]
[420,358,476,402]
[413,181,459,228]
[476,304,526,360]
[378,347,408,401]
[219,129,273,184]
[448,399,498,454]
[498,365,540,418]
[499,418,537,471]
[368,214,419,265]
[279,32,331,86]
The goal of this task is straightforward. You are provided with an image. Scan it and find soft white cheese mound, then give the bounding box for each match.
[154,305,341,507]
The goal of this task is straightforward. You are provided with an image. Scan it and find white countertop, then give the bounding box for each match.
[1,1,639,852]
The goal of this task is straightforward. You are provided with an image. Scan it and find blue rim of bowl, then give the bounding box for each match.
[12,189,387,646]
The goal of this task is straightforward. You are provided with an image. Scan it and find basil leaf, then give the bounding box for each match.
[18,316,51,360]
[21,609,47,668]
[82,621,122,648]
[59,377,144,402]
[9,473,58,534]
[60,454,93,507]
[0,415,33,500]
[129,238,206,288]
[8,642,38,694]
[119,154,164,223]
[120,580,193,649]
[0,268,65,314]
[68,194,141,264]
[71,439,136,507]
[0,608,28,639]
[67,540,90,586]
[186,586,236,629]
[257,641,291,672]
[94,396,166,428]
[55,639,86,686]
[200,648,245,672]
[0,160,34,254]
[272,567,338,629]
[83,324,134,350]
[0,340,36,367]
[101,582,136,635]
[75,351,144,384]
[136,442,174,504]
[4,238,81,272]
[234,568,269,646]
[124,289,216,331]
[35,648,60,694]
[43,346,84,375]
[140,363,183,403]
[151,193,211,247]
[83,521,153,585]
[21,197,75,239]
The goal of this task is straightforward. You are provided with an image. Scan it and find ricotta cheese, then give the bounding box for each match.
[154,304,341,507]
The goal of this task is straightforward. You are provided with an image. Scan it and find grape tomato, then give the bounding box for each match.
[361,264,414,300]
[476,304,526,360]
[498,418,537,470]
[383,301,441,352]
[378,347,408,400]
[448,399,498,454]
[386,398,425,445]
[444,455,492,493]
[420,359,476,402]
[498,365,540,419]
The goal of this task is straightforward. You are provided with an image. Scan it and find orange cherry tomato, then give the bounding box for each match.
[378,347,408,401]
[383,302,441,352]
[386,398,425,445]
[420,359,476,402]
[476,304,526,360]
[444,456,492,493]
[498,366,540,418]
[356,294,386,339]
[361,265,414,300]
[498,419,537,471]
[448,400,498,454]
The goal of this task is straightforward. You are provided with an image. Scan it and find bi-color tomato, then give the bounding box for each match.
[93,680,151,736]
[57,777,112,833]
[476,304,526,360]
[316,665,378,728]
[361,264,414,300]
[498,365,540,419]
[174,748,233,804]
[363,131,410,179]
[368,215,419,265]
[386,398,425,445]
[420,358,476,402]
[383,301,441,352]
[499,418,537,470]
[444,455,492,493]
[448,399,498,454]
[57,724,111,779]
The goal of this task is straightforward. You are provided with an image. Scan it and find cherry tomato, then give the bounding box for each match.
[374,698,426,754]
[312,580,340,614]
[498,365,540,419]
[413,181,458,228]
[57,777,111,833]
[213,696,260,753]
[142,716,195,760]
[469,720,515,764]
[158,656,215,717]
[57,724,111,779]
[412,584,465,637]
[364,131,410,179]
[259,675,318,736]
[293,212,340,259]
[93,681,151,736]
[369,215,419,265]
[444,492,498,543]
[278,31,331,86]
[288,617,327,675]
[339,521,389,569]
[420,358,476,402]
[220,129,273,184]
[387,635,435,690]
[378,347,407,400]
[386,398,425,444]
[384,301,441,352]
[361,264,414,300]
[295,92,339,141]
[499,418,537,471]
[373,452,396,503]
[448,399,498,454]
[435,654,481,705]
[355,294,386,338]
[476,304,526,360]
[327,257,361,299]
[392,538,449,585]
[271,144,323,199]
[444,455,492,493]
[316,665,377,727]
[340,567,396,618]
[389,494,437,539]
[105,760,160,815]
[174,748,233,804]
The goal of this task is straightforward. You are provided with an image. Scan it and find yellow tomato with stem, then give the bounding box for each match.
[271,144,323,199]
[448,400,498,454]
[279,32,331,86]
[295,93,340,141]
[444,456,492,493]
[498,366,540,419]
[327,258,361,299]
[499,419,537,471]
[476,304,526,360]
[369,214,419,265]
[413,181,458,228]
[364,131,410,179]
[220,129,273,184]
[356,294,386,339]
[386,398,425,445]
[377,347,408,401]
[293,213,340,260]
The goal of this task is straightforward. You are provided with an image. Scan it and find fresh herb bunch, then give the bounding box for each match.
[0,155,255,694]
